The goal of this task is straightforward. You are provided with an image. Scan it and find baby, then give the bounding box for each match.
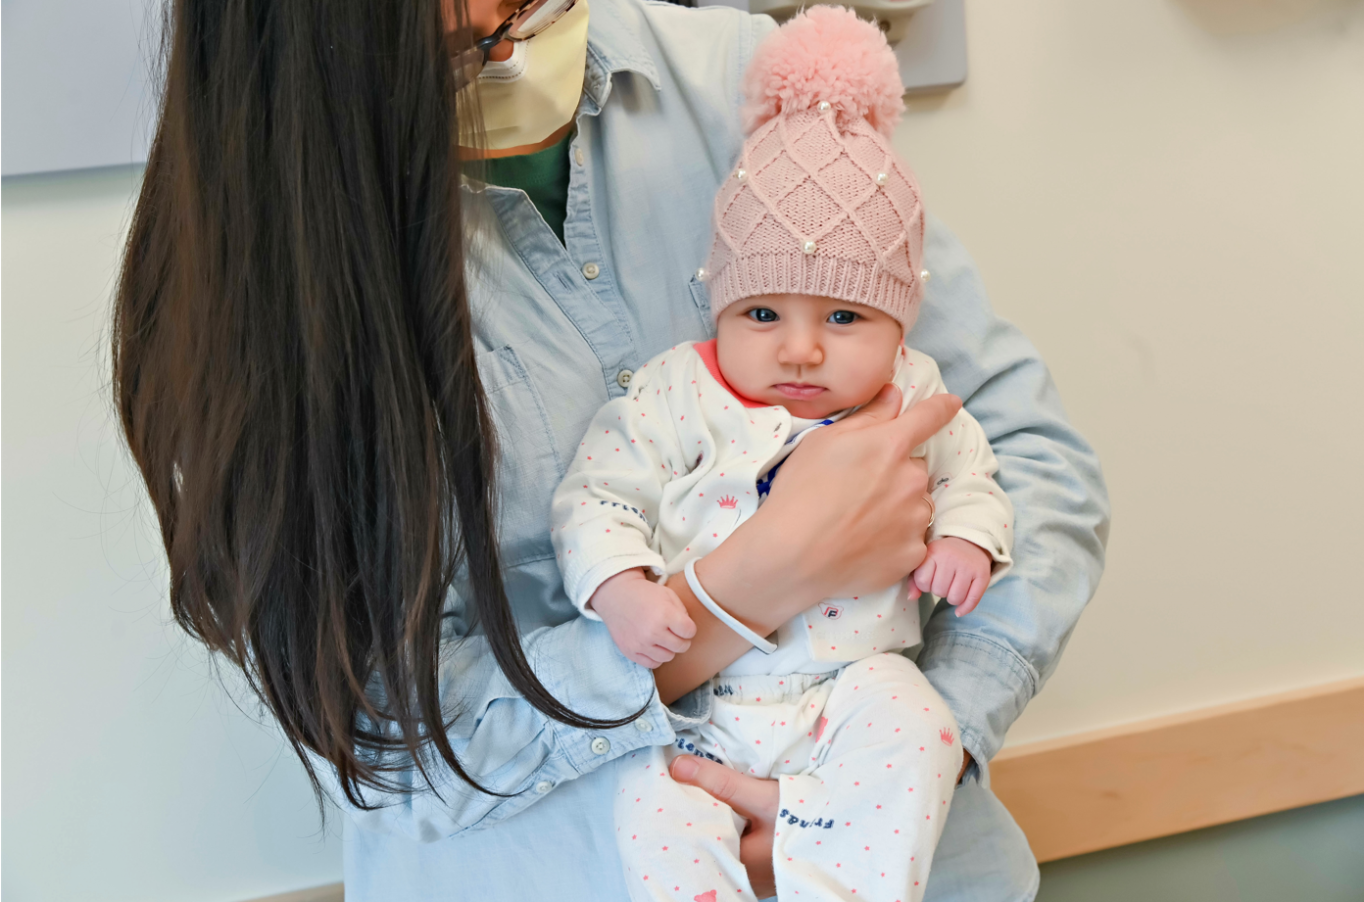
[550,9,1013,901]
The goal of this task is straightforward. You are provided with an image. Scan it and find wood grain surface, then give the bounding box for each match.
[990,677,1364,862]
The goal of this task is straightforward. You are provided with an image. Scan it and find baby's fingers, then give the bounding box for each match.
[648,644,679,665]
[630,649,665,669]
[945,568,975,608]
[912,558,936,597]
[956,576,989,617]
[929,562,956,599]
[668,608,698,640]
[656,625,693,654]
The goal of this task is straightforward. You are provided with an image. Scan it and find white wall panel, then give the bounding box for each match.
[2,0,159,176]
[1,168,342,901]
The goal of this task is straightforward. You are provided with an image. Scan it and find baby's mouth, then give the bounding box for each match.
[773,383,826,400]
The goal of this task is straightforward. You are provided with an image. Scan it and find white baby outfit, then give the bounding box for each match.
[551,339,1013,902]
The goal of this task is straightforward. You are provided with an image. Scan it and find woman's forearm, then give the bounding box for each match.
[653,571,751,704]
[653,513,820,704]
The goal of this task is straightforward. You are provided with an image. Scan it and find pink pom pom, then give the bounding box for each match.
[742,6,904,137]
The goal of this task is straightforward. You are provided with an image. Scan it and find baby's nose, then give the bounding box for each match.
[783,342,823,366]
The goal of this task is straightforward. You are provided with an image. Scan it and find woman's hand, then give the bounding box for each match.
[753,385,960,600]
[670,755,780,898]
[695,385,960,626]
[670,749,976,898]
[653,387,961,703]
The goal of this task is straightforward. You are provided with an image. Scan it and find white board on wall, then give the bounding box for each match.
[2,0,966,177]
[2,0,158,176]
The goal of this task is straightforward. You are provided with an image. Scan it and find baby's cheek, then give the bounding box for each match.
[837,346,901,407]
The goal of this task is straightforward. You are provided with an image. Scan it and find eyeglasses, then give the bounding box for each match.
[448,0,580,90]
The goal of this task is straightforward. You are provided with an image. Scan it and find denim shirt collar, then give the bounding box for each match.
[583,0,662,111]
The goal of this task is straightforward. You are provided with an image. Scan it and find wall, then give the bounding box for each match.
[890,0,1364,745]
[2,2,1362,900]
[1,168,342,901]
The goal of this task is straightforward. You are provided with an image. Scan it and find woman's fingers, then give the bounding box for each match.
[836,383,903,429]
[671,756,780,897]
[892,393,962,451]
[669,755,779,823]
[703,384,959,617]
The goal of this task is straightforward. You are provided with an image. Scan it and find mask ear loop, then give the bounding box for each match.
[475,41,529,83]
[447,0,578,91]
[509,0,578,38]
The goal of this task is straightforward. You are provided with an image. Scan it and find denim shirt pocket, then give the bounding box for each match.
[476,345,562,568]
[688,273,713,328]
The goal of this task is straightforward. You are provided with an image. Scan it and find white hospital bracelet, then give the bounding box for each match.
[683,559,777,655]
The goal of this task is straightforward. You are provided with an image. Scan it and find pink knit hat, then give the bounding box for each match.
[704,6,926,332]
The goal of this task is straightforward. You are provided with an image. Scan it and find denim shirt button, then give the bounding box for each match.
[574,146,585,166]
[535,780,554,794]
[582,262,601,280]
[616,369,634,389]
[590,736,611,755]
[633,717,653,732]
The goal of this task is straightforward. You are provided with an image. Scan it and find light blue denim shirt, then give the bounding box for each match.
[339,0,1109,898]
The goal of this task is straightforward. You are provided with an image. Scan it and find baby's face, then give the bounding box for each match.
[715,294,902,420]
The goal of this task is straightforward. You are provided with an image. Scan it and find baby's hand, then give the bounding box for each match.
[588,568,697,669]
[910,537,993,616]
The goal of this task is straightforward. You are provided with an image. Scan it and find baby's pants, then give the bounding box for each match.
[615,653,963,902]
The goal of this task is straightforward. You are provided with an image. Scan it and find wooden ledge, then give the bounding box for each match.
[990,677,1364,862]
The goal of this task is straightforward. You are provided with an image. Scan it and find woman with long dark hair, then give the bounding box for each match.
[112,0,1108,898]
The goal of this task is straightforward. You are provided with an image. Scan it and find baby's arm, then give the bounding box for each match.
[551,357,697,664]
[901,350,1015,615]
[588,568,697,669]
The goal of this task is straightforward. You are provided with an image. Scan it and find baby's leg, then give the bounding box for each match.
[773,654,963,902]
[614,742,754,902]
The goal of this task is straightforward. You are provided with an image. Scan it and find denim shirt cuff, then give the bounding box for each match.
[536,623,676,776]
[916,632,1039,787]
[663,684,713,732]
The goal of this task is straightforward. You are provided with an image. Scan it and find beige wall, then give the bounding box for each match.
[891,0,1364,745]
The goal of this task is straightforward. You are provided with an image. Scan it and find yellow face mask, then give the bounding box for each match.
[469,0,589,151]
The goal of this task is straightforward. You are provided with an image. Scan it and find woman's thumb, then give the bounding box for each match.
[670,755,766,819]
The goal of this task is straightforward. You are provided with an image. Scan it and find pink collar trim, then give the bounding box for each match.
[694,339,769,409]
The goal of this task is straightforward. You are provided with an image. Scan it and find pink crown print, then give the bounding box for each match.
[939,727,956,746]
[717,495,738,509]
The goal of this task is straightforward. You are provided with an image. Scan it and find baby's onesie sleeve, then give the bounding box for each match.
[902,349,1015,582]
[550,358,686,617]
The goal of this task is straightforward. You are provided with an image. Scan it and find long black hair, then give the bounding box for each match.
[112,0,633,809]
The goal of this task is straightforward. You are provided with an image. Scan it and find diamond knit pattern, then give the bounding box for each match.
[706,107,926,331]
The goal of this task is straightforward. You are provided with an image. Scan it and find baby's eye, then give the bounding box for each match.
[747,307,779,323]
[828,310,858,325]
